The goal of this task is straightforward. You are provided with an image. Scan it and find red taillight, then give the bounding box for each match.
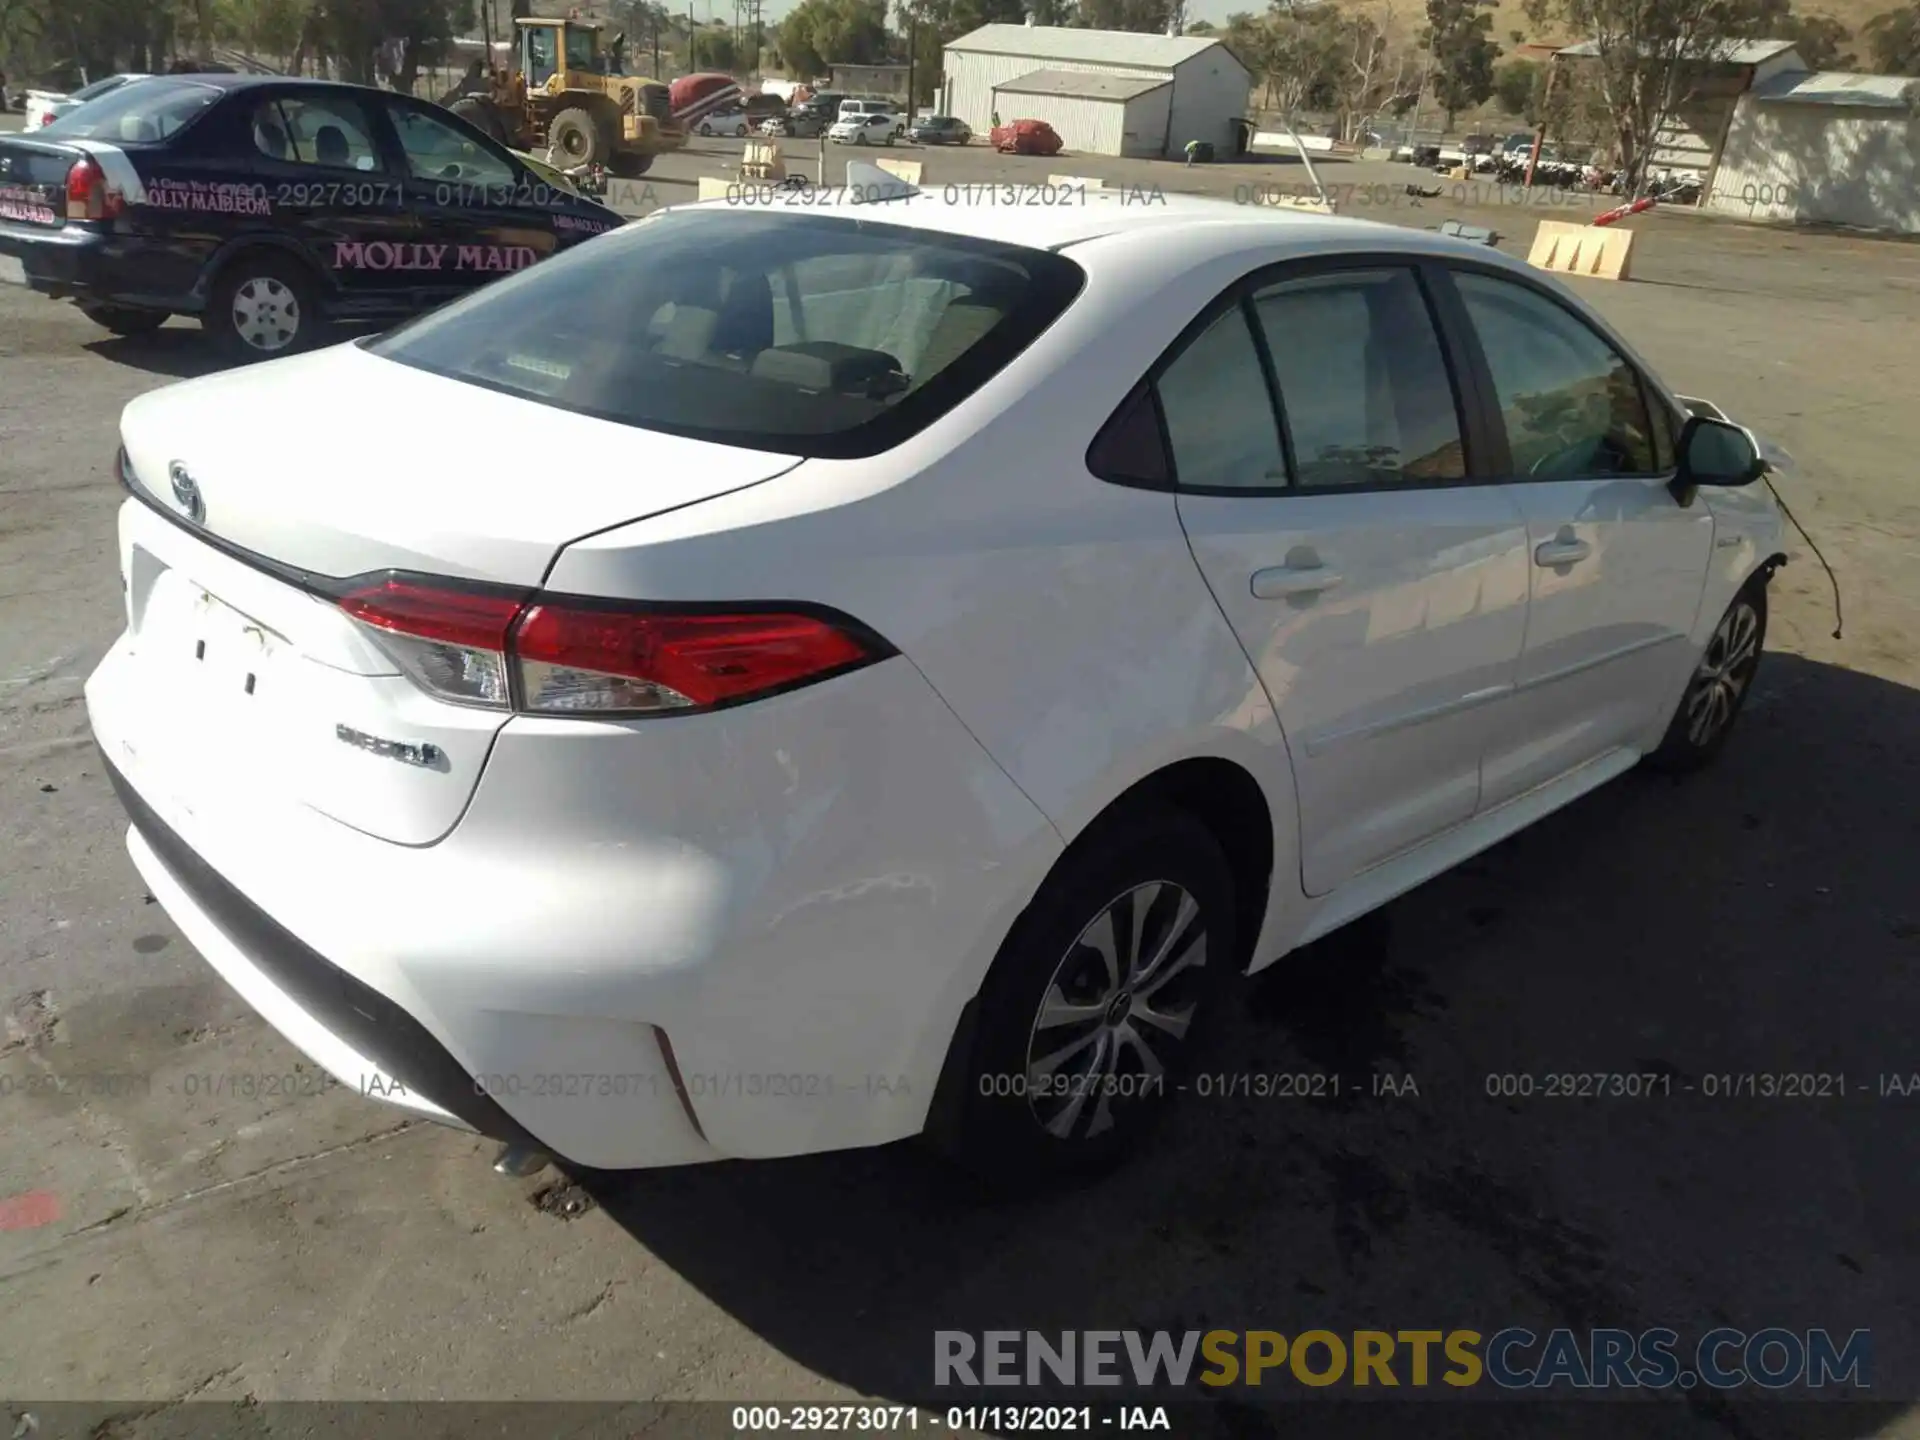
[338,577,524,651]
[333,574,885,716]
[38,113,55,128]
[513,605,875,713]
[336,577,526,708]
[65,156,124,221]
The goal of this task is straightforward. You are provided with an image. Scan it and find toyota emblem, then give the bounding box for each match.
[168,461,204,524]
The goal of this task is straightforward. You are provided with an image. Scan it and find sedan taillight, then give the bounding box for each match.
[65,155,125,220]
[334,574,889,716]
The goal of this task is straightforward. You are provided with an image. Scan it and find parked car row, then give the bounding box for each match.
[752,100,972,146]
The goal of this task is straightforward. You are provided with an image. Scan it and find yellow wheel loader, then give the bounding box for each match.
[445,17,685,177]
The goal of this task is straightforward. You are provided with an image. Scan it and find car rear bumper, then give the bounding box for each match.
[105,752,529,1145]
[0,220,197,310]
[87,625,1063,1170]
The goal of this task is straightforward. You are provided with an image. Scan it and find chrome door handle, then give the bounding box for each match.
[1534,538,1592,567]
[1251,565,1343,600]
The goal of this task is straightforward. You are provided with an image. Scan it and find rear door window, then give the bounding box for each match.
[1155,308,1286,491]
[252,95,384,171]
[1249,267,1467,489]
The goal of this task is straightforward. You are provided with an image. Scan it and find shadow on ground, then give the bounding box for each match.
[588,653,1920,1438]
[83,322,386,379]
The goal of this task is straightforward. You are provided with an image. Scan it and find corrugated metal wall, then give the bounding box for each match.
[982,87,1172,155]
[1708,97,1920,232]
[986,93,1129,154]
[1165,53,1251,156]
[943,50,1168,139]
[1650,73,1748,174]
[1122,86,1173,157]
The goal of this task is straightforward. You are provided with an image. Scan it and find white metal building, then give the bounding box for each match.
[1706,71,1920,233]
[940,23,1251,157]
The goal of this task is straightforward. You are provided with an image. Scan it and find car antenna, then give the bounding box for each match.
[1763,475,1843,640]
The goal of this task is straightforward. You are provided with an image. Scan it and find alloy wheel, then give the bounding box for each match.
[1684,598,1762,745]
[231,277,299,353]
[1023,880,1207,1140]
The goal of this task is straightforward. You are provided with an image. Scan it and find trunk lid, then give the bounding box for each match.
[110,340,803,846]
[120,340,804,584]
[0,138,77,228]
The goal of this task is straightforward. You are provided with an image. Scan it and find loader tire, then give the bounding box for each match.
[608,151,653,177]
[549,107,609,167]
[449,96,510,146]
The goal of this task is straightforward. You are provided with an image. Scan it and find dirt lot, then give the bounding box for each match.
[4,142,1920,1438]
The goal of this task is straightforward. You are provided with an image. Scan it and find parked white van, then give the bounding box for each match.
[837,97,904,135]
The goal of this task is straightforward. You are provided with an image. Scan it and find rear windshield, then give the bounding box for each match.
[42,79,219,142]
[367,206,1085,459]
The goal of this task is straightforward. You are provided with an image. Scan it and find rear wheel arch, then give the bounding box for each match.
[1064,758,1275,975]
[200,236,330,304]
[920,756,1276,1162]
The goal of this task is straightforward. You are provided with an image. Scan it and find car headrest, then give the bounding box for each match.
[750,341,900,392]
[314,124,350,164]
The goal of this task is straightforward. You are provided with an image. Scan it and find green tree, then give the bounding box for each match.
[1864,1,1920,71]
[1525,0,1787,192]
[1776,11,1852,66]
[690,24,738,67]
[777,0,888,76]
[1074,0,1175,30]
[1493,54,1536,111]
[1424,0,1498,127]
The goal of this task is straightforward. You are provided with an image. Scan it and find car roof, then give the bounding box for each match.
[133,72,395,98]
[681,188,1527,270]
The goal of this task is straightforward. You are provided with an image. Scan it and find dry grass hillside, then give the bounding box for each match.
[1331,0,1900,63]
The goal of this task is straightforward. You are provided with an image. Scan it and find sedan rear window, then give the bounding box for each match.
[367,207,1085,458]
[42,79,219,141]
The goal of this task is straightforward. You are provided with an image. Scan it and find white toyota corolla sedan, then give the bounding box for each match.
[88,185,1789,1185]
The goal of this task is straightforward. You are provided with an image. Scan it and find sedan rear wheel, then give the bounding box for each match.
[204,253,316,360]
[946,809,1235,1186]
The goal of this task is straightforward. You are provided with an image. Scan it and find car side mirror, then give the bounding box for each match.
[1670,414,1765,506]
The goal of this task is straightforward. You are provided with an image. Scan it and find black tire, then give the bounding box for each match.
[607,151,652,177]
[548,106,607,167]
[202,252,317,361]
[79,304,168,336]
[1646,578,1768,773]
[946,808,1237,1187]
[449,96,509,146]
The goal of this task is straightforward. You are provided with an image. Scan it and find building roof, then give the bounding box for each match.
[994,67,1172,101]
[1556,37,1799,64]
[1748,68,1920,107]
[945,23,1234,73]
